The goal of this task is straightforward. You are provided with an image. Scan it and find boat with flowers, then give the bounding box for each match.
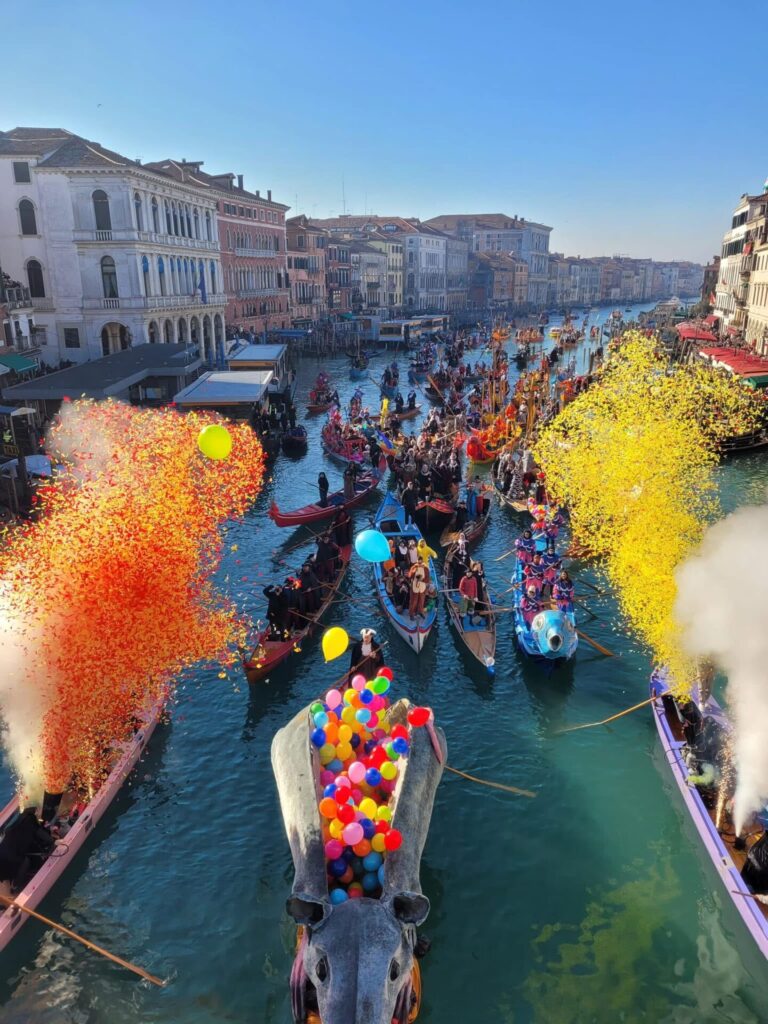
[321,416,369,467]
[243,544,353,682]
[0,696,165,951]
[373,492,439,653]
[269,472,381,528]
[650,670,768,960]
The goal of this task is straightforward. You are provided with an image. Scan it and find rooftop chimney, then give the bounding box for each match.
[237,174,244,190]
[255,190,260,198]
[267,189,272,201]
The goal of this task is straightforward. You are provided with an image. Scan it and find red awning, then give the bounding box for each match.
[727,325,741,336]
[699,346,768,376]
[677,323,717,342]
[703,314,718,325]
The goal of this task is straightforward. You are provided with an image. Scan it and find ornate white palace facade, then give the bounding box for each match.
[0,128,226,364]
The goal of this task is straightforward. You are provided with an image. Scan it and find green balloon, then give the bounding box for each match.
[310,701,324,715]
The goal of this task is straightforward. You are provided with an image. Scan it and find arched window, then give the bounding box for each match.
[193,209,200,238]
[92,189,111,231]
[19,199,37,235]
[158,256,166,296]
[151,196,159,232]
[101,256,118,299]
[205,211,212,241]
[134,192,143,230]
[210,261,217,294]
[27,259,45,297]
[164,200,172,234]
[185,206,192,237]
[142,255,151,296]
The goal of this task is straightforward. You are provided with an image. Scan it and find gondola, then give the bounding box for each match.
[442,544,496,672]
[243,544,353,682]
[372,492,439,653]
[650,671,768,960]
[269,472,380,528]
[439,493,491,548]
[391,404,422,422]
[491,458,530,514]
[307,400,335,415]
[259,430,282,461]
[512,553,577,662]
[0,696,165,951]
[413,496,455,534]
[349,365,369,381]
[281,426,308,456]
[719,429,768,456]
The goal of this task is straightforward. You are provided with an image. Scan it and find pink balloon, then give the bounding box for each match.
[325,688,342,708]
[370,696,385,711]
[335,775,351,791]
[351,788,363,804]
[380,778,396,794]
[325,839,344,859]
[343,822,364,846]
[352,673,367,692]
[348,761,366,784]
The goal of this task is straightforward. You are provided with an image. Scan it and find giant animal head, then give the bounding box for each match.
[272,699,445,1024]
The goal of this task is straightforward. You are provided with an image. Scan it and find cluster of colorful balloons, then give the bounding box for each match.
[309,668,431,904]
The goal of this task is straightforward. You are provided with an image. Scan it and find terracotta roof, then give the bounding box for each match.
[36,135,138,169]
[0,127,75,157]
[143,160,289,209]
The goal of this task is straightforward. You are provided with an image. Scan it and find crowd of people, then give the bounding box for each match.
[380,535,437,620]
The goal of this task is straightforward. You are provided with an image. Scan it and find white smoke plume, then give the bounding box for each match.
[0,586,47,802]
[675,504,768,833]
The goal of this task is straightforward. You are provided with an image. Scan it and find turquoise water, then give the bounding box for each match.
[1,303,767,1023]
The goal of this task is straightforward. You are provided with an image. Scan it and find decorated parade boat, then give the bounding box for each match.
[373,493,439,653]
[650,671,768,960]
[0,696,165,951]
[272,673,445,1024]
[442,546,495,672]
[243,545,353,682]
[513,553,577,662]
[269,473,380,528]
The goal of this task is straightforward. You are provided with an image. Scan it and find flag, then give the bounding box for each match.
[199,267,208,305]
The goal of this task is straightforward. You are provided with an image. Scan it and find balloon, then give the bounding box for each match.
[353,839,372,857]
[329,857,348,877]
[354,529,392,563]
[355,708,371,724]
[337,803,355,825]
[348,761,366,784]
[322,626,349,662]
[343,822,364,846]
[363,851,383,872]
[310,728,326,748]
[407,706,431,727]
[371,833,386,853]
[365,767,382,787]
[335,776,351,791]
[360,817,376,840]
[359,797,378,819]
[378,666,394,681]
[325,839,344,860]
[362,872,379,893]
[323,783,337,798]
[384,828,403,851]
[371,677,390,695]
[359,689,373,705]
[326,688,342,708]
[197,423,232,460]
[392,737,409,756]
[313,711,329,728]
[391,725,408,741]
[351,673,366,691]
[336,741,353,761]
[310,701,324,714]
[329,818,344,839]
[338,724,353,743]
[348,883,363,899]
[377,864,386,886]
[330,888,349,905]
[319,743,336,765]
[375,805,392,822]
[343,688,358,705]
[380,761,397,781]
[319,797,339,819]
[374,820,389,835]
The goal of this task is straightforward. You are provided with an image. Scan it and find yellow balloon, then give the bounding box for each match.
[322,626,349,662]
[371,833,386,853]
[197,423,232,460]
[338,724,353,743]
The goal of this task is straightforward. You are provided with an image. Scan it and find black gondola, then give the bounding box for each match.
[281,426,308,456]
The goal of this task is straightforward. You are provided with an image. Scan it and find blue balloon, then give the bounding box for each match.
[377,864,386,886]
[354,529,391,563]
[328,758,343,773]
[314,711,329,729]
[359,688,373,705]
[349,856,364,876]
[323,783,337,798]
[365,767,382,786]
[350,733,361,749]
[392,737,409,756]
[330,888,349,905]
[330,857,348,878]
[362,871,379,893]
[363,851,383,872]
[311,728,326,748]
[360,817,375,839]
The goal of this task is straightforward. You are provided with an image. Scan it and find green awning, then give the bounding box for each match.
[0,353,37,373]
[743,374,768,388]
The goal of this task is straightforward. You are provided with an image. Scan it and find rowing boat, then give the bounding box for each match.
[373,492,438,653]
[281,426,308,456]
[439,495,491,548]
[391,405,422,422]
[307,400,335,415]
[491,459,529,513]
[0,696,165,951]
[512,547,577,662]
[413,497,454,534]
[442,545,495,671]
[243,545,353,682]
[650,671,768,960]
[268,473,380,528]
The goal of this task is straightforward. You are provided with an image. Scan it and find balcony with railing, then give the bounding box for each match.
[31,297,55,311]
[3,286,33,311]
[741,254,755,276]
[82,293,227,312]
[234,247,280,258]
[73,227,219,251]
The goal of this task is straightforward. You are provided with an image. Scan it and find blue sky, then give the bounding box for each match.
[3,0,766,263]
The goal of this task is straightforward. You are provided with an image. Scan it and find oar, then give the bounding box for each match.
[443,764,536,799]
[573,576,604,595]
[0,893,166,986]
[576,629,615,657]
[554,693,657,734]
[494,548,517,563]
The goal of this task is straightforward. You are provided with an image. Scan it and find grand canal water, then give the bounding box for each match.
[2,303,767,1023]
